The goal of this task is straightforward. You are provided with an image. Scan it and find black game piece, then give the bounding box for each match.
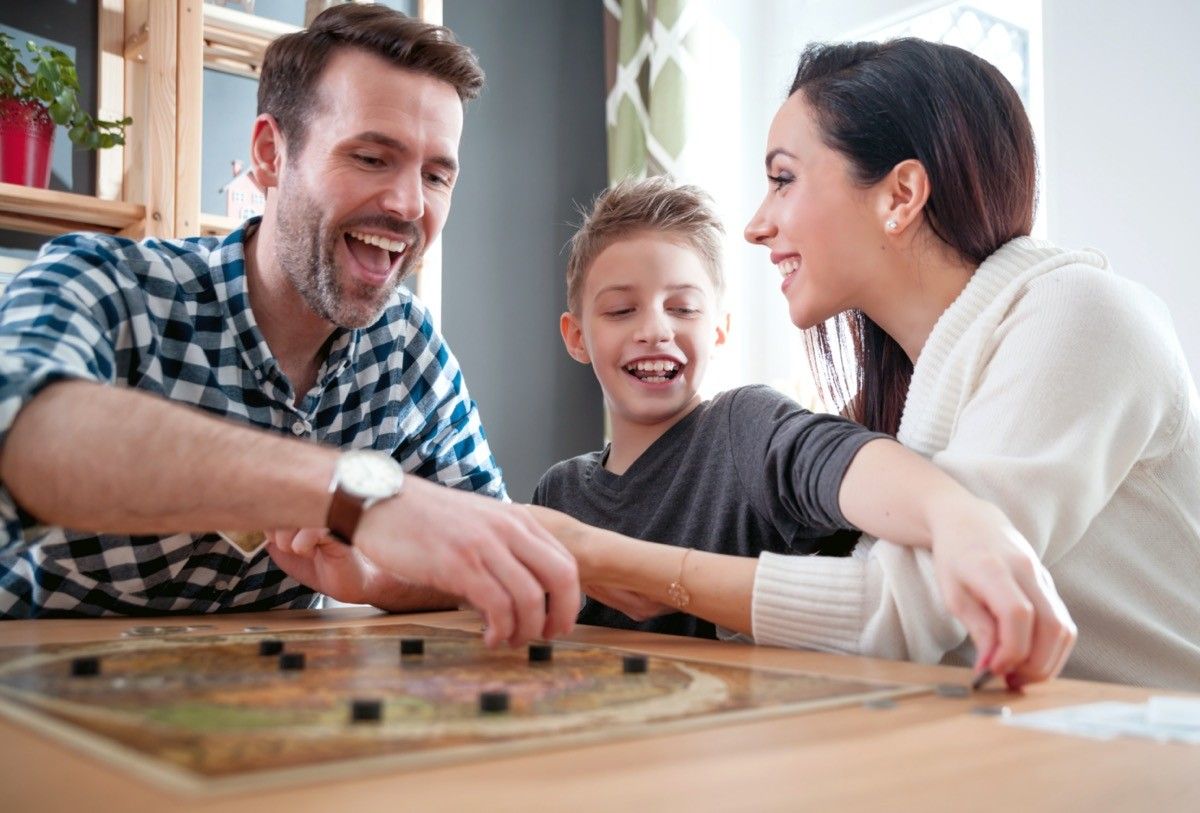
[350,698,383,723]
[279,652,306,671]
[258,639,283,656]
[528,643,553,663]
[70,656,100,677]
[400,638,425,656]
[622,654,648,674]
[970,705,1012,718]
[935,683,970,698]
[480,690,509,713]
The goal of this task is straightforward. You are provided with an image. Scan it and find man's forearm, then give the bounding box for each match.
[0,380,336,534]
[837,438,980,549]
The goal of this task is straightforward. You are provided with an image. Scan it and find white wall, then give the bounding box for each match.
[1043,0,1200,375]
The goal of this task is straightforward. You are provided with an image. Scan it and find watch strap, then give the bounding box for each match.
[326,484,364,545]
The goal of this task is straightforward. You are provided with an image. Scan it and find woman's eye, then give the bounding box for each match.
[768,173,793,191]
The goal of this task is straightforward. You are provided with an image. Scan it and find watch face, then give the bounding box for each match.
[339,451,405,500]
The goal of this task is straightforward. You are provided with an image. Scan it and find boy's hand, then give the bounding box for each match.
[929,499,1077,688]
[266,528,456,612]
[267,527,374,603]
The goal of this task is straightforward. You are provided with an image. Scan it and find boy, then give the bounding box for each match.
[531,177,1037,646]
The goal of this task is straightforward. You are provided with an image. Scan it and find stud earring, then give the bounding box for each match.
[886,219,898,231]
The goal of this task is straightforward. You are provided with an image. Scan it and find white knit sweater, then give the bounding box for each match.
[752,238,1200,690]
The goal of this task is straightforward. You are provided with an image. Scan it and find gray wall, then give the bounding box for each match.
[442,0,606,501]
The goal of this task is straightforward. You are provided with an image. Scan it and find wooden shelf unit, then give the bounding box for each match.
[0,183,144,236]
[202,4,299,80]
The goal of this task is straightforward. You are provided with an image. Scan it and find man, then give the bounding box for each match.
[0,5,578,646]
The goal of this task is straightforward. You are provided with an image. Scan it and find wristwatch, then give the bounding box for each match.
[326,449,406,545]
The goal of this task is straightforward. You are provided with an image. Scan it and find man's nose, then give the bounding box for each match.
[381,170,424,222]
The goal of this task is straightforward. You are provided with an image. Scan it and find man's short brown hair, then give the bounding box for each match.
[258,4,485,154]
[566,177,726,314]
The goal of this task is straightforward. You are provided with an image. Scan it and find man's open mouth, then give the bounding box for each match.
[344,230,409,278]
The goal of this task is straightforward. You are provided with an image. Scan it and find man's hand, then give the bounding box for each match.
[929,499,1077,688]
[353,479,580,648]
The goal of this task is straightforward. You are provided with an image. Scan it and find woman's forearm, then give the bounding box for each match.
[579,525,758,636]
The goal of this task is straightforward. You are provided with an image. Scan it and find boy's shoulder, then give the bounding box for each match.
[532,448,606,502]
[714,384,805,418]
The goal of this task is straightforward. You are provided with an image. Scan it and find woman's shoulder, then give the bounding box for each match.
[1011,254,1180,360]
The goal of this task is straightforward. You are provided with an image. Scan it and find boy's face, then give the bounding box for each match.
[562,233,728,433]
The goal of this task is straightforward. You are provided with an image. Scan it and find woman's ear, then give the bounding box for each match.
[879,158,931,234]
[560,312,591,364]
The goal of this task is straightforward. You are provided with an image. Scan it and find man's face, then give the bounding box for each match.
[271,49,464,328]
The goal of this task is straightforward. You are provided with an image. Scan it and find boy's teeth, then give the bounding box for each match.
[348,230,408,253]
[627,360,680,372]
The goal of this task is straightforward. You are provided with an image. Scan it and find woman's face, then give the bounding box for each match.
[744,93,887,330]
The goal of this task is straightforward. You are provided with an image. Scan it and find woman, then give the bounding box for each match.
[534,38,1200,691]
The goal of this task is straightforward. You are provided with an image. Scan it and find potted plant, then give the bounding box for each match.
[0,33,132,188]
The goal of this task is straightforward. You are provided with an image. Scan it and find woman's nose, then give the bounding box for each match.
[744,201,775,245]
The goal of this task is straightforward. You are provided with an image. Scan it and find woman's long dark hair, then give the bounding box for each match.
[791,39,1036,434]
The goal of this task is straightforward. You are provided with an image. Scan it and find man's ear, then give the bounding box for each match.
[560,311,591,364]
[249,114,286,190]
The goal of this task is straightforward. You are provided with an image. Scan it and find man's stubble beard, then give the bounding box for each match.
[274,172,423,329]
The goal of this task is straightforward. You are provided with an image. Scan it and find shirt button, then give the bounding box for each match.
[254,369,264,381]
[214,578,229,591]
[291,420,308,436]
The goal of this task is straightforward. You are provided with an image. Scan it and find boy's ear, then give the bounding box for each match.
[714,311,731,347]
[560,311,591,364]
[249,114,285,190]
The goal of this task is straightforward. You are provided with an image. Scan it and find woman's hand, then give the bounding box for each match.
[928,498,1077,688]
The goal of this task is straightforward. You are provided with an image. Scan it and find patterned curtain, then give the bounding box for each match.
[604,0,697,183]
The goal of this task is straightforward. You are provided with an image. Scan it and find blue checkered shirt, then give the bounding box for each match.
[0,219,506,619]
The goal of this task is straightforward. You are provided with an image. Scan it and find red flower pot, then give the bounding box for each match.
[0,97,55,188]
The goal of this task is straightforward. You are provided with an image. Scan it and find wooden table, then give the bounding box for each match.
[1,608,1196,812]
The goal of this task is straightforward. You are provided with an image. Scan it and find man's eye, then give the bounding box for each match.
[425,172,451,187]
[354,154,385,167]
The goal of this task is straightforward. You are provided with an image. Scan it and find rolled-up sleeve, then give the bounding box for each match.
[0,237,124,554]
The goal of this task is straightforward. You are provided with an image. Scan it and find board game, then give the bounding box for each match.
[0,623,927,795]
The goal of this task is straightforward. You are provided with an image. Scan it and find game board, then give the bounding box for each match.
[0,623,927,795]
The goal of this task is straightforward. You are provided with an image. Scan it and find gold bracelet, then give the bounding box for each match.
[667,548,692,610]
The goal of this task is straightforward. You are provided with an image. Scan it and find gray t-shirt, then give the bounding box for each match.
[531,385,888,638]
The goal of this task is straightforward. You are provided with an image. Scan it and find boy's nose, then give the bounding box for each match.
[635,312,673,343]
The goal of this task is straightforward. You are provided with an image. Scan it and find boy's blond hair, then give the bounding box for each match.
[566,177,725,314]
